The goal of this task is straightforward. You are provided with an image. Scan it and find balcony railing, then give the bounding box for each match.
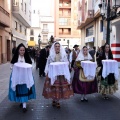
[0,6,10,27]
[85,10,94,20]
[59,22,71,26]
[42,29,49,33]
[59,13,71,17]
[42,39,48,44]
[59,3,71,8]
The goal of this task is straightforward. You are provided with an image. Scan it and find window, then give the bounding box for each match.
[29,11,31,21]
[20,25,22,32]
[21,0,23,11]
[30,29,34,35]
[15,21,17,30]
[34,10,35,14]
[86,26,94,37]
[24,29,26,35]
[43,24,48,29]
[59,18,71,26]
[13,0,18,6]
[43,35,48,42]
[25,3,26,14]
[100,20,103,32]
[30,37,34,41]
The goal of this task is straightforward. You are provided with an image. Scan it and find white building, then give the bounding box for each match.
[27,1,40,47]
[27,0,54,48]
[11,0,31,47]
[40,16,54,48]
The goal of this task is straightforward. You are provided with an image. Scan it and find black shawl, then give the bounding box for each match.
[11,43,32,64]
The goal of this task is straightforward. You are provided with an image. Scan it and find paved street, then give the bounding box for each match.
[0,63,120,120]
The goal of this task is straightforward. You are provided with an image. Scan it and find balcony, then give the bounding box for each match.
[42,39,48,44]
[59,2,71,8]
[84,10,94,25]
[12,0,31,27]
[59,8,71,17]
[59,28,71,36]
[59,13,71,17]
[0,6,10,27]
[59,22,71,27]
[42,29,49,34]
[77,19,85,29]
[94,0,101,18]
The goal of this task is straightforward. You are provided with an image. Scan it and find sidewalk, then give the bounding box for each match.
[0,63,11,103]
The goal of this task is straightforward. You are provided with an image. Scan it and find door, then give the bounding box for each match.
[7,40,10,61]
[0,36,2,64]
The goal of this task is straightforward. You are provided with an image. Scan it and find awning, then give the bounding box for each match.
[28,41,36,46]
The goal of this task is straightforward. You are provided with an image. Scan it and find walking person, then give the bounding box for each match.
[97,44,118,99]
[8,43,36,113]
[72,46,98,101]
[71,44,80,69]
[89,46,96,62]
[42,42,73,108]
[39,45,50,77]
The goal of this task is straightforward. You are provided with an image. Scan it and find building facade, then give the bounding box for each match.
[54,0,81,49]
[40,16,54,48]
[27,0,54,48]
[0,0,11,64]
[27,4,40,48]
[11,0,31,47]
[77,0,106,49]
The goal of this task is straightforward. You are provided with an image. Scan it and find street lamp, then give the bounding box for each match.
[99,0,120,44]
[67,40,69,49]
[38,34,41,49]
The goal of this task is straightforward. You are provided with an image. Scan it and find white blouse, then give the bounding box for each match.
[10,55,25,69]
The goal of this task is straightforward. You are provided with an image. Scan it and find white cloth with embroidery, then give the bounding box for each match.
[11,62,34,91]
[102,60,119,80]
[81,61,97,80]
[48,62,70,85]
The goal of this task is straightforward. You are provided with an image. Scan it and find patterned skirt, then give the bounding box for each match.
[97,67,118,95]
[42,75,74,100]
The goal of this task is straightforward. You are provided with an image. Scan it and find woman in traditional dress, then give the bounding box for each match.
[97,44,118,99]
[72,46,98,101]
[42,42,73,108]
[8,43,36,113]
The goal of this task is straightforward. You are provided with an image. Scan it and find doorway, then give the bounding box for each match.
[7,40,10,61]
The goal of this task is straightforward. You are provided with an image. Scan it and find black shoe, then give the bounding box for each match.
[19,103,23,108]
[84,98,88,102]
[23,108,27,113]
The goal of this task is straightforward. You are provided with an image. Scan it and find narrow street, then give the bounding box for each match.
[0,63,120,120]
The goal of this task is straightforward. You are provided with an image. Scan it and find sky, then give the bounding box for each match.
[31,0,54,16]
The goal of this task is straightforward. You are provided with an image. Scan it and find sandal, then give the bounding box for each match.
[56,103,60,108]
[52,101,56,107]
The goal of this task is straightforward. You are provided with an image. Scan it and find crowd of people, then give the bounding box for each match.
[9,41,118,113]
